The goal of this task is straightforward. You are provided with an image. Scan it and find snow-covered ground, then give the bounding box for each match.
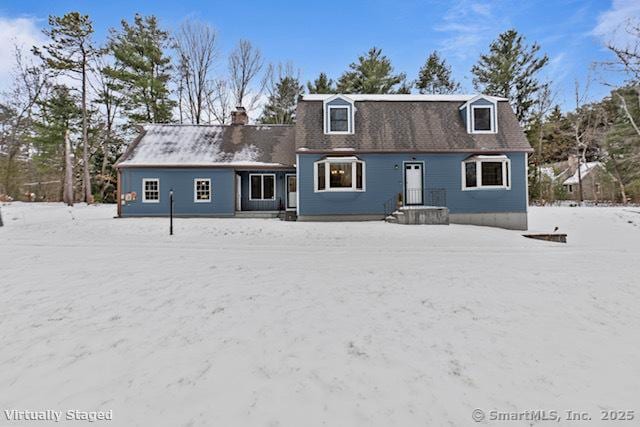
[1,203,639,426]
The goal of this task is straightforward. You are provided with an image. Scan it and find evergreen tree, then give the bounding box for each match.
[471,29,548,124]
[337,47,407,94]
[307,72,335,94]
[604,86,640,201]
[416,51,460,94]
[31,85,82,199]
[105,14,174,124]
[33,12,98,202]
[260,71,304,124]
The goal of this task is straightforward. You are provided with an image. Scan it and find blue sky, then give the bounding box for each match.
[0,0,638,110]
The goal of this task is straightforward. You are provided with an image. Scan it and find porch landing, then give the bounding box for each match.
[385,206,450,225]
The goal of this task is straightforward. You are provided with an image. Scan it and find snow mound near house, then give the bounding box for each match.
[1,203,639,426]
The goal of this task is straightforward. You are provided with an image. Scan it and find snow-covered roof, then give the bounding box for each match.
[563,162,602,185]
[301,94,508,102]
[116,124,295,168]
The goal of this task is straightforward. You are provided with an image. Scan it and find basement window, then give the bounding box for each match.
[249,174,276,200]
[142,179,160,203]
[315,157,365,192]
[462,155,510,190]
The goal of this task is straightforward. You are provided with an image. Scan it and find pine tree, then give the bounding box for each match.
[605,86,640,202]
[471,29,548,124]
[105,14,174,124]
[416,51,460,94]
[336,47,407,94]
[33,12,98,203]
[260,71,304,124]
[307,72,335,94]
[31,85,82,201]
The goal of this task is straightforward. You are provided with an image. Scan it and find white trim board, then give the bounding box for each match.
[304,94,507,102]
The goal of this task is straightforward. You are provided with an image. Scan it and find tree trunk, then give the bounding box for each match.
[576,159,583,204]
[610,157,628,203]
[63,129,74,206]
[81,55,93,204]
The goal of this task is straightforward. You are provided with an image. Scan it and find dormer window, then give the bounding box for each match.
[329,106,349,132]
[472,106,493,132]
[323,95,355,134]
[460,95,498,134]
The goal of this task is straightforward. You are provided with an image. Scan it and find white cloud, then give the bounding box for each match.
[592,0,640,48]
[435,1,509,60]
[0,16,45,89]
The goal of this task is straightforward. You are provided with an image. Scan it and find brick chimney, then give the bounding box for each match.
[231,106,248,125]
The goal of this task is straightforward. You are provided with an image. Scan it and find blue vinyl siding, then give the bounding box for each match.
[120,168,235,216]
[297,152,528,216]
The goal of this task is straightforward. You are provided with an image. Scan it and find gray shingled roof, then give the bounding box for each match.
[295,100,532,153]
[116,124,295,168]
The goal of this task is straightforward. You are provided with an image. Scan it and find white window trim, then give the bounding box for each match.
[323,95,355,135]
[470,104,496,134]
[326,105,352,134]
[314,157,366,193]
[248,173,276,201]
[193,178,212,203]
[461,156,511,191]
[142,178,160,203]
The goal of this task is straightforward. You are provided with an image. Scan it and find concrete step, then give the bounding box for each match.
[234,211,281,219]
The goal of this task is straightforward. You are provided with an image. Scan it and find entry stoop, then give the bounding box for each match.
[385,206,449,225]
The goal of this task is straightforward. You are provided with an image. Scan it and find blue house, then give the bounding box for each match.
[116,95,532,229]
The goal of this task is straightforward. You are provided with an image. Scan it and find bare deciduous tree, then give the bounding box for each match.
[0,47,50,198]
[228,39,265,110]
[175,19,219,124]
[208,80,233,125]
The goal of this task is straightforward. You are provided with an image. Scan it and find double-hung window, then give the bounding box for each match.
[194,178,211,202]
[314,157,365,192]
[249,174,276,200]
[329,106,350,133]
[471,105,495,133]
[142,178,160,203]
[462,155,510,190]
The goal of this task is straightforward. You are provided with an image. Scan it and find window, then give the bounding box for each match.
[462,156,510,190]
[314,157,365,192]
[465,162,477,188]
[249,174,275,200]
[142,179,159,203]
[473,107,492,131]
[329,106,349,132]
[324,96,355,135]
[194,178,211,202]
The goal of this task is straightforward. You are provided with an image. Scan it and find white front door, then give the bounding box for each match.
[404,163,423,205]
[286,175,297,210]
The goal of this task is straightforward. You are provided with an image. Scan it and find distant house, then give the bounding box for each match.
[541,156,618,202]
[116,94,532,229]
